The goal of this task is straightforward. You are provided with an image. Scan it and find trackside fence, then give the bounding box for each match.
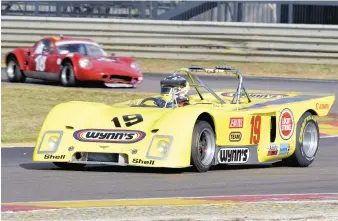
[1,16,338,64]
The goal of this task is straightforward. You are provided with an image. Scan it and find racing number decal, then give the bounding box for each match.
[35,55,47,71]
[112,114,143,127]
[250,115,261,144]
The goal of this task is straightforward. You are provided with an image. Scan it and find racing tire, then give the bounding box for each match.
[60,62,77,87]
[278,111,320,167]
[191,120,216,172]
[53,162,86,170]
[6,57,26,83]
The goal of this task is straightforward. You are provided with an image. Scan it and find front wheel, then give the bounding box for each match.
[60,62,77,87]
[191,121,216,172]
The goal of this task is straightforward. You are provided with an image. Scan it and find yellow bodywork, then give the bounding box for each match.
[32,87,335,168]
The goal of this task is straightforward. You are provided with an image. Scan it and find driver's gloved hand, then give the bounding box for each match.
[154,98,166,108]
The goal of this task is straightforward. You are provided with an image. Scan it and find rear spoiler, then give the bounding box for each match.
[188,65,233,73]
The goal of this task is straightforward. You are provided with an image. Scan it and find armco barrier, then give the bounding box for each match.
[1,16,338,64]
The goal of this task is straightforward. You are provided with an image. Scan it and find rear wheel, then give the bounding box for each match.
[53,162,86,170]
[60,62,77,87]
[6,57,26,83]
[277,112,319,167]
[191,121,216,172]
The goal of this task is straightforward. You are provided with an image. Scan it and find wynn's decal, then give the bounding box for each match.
[221,92,287,99]
[218,148,249,164]
[73,129,146,143]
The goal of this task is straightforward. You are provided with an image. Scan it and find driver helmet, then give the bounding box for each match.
[160,75,190,103]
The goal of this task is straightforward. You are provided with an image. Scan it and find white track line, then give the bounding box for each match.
[5,192,338,204]
[320,135,338,139]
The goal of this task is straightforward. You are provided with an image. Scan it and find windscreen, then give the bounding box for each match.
[57,43,106,57]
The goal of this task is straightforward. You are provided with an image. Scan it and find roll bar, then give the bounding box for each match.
[186,65,251,106]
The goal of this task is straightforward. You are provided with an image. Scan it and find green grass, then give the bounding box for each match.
[137,58,338,80]
[1,85,152,144]
[1,84,337,144]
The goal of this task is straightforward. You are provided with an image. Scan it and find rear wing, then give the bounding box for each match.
[187,65,252,107]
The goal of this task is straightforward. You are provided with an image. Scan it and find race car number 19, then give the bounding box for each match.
[35,55,47,71]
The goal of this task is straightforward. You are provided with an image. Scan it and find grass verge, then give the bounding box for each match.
[2,56,338,80]
[1,85,153,144]
[137,58,338,80]
[1,84,337,144]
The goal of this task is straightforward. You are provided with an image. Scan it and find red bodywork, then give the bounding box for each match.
[4,36,143,87]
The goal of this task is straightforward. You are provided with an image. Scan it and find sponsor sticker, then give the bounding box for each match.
[316,103,329,110]
[267,144,278,156]
[44,154,65,160]
[73,129,146,143]
[279,109,295,140]
[229,118,244,128]
[217,148,249,164]
[279,143,290,155]
[229,132,242,142]
[132,158,155,165]
[221,92,287,99]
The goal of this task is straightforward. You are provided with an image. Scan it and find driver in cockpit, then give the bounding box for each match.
[155,75,190,108]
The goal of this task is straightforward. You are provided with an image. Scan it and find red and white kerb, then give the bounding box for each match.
[279,109,295,140]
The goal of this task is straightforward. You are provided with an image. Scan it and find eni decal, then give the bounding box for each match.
[73,129,146,143]
[299,115,317,143]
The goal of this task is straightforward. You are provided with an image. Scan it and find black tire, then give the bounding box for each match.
[60,62,77,87]
[53,162,86,170]
[6,57,26,83]
[191,120,216,172]
[279,111,320,167]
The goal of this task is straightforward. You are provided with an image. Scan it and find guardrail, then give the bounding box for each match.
[2,16,338,64]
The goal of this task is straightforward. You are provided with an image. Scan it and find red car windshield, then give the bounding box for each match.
[57,43,106,57]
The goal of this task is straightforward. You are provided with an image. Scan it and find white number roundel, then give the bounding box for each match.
[35,55,47,71]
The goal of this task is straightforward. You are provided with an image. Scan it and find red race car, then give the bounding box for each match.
[4,36,143,88]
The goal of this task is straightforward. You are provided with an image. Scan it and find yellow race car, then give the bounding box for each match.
[32,65,335,172]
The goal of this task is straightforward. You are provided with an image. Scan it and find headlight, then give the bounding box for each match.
[156,140,169,156]
[130,62,140,72]
[146,135,172,160]
[79,58,92,68]
[48,136,59,150]
[37,131,63,154]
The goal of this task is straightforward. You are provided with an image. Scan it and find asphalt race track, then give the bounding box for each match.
[2,138,338,203]
[1,67,338,203]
